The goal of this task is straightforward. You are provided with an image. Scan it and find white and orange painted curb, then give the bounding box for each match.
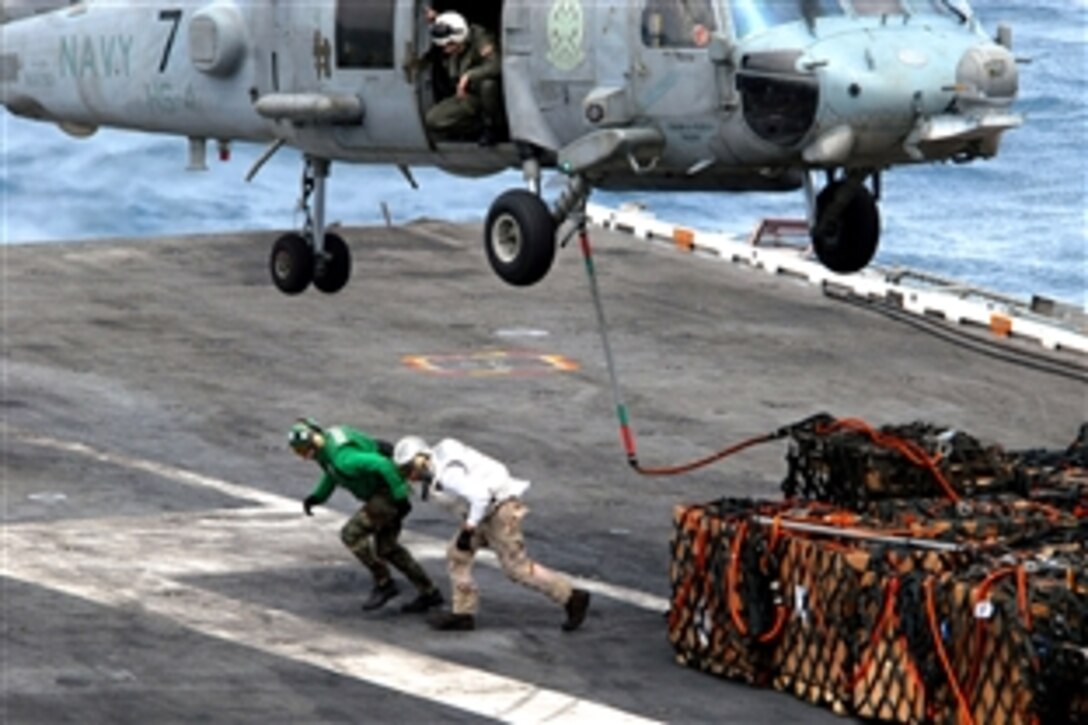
[587,203,1088,356]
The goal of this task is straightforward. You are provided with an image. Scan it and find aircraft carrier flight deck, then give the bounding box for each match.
[2,220,1084,723]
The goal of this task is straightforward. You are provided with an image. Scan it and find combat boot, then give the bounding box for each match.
[562,589,590,632]
[428,611,475,631]
[361,580,399,611]
[401,589,444,614]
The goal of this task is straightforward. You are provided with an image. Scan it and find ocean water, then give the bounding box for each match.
[1,0,1084,307]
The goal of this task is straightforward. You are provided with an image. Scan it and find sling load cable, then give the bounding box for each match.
[572,212,821,476]
[575,213,969,497]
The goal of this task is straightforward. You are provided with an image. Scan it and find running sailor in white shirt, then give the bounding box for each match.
[394,436,591,632]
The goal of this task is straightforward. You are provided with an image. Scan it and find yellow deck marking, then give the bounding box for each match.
[403,350,579,377]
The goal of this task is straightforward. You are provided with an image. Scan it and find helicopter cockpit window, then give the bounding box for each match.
[850,0,907,15]
[730,0,844,40]
[922,0,974,19]
[336,0,395,69]
[641,0,718,49]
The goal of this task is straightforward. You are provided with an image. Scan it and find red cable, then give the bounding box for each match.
[633,432,779,477]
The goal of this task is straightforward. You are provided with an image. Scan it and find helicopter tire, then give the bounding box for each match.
[484,189,557,287]
[269,232,314,295]
[313,232,352,294]
[811,181,880,274]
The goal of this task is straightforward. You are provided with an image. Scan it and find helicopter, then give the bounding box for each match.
[0,0,1021,294]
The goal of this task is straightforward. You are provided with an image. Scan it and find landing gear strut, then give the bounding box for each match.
[268,156,352,295]
[806,169,881,274]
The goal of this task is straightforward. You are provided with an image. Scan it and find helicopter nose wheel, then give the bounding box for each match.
[811,180,880,274]
[270,233,314,295]
[484,189,557,287]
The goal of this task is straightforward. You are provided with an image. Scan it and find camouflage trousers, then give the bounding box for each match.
[341,491,436,594]
[448,499,573,615]
[424,77,501,140]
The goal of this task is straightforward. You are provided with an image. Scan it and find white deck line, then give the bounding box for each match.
[4,430,670,723]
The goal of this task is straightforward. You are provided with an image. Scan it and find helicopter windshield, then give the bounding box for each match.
[729,1,973,38]
[852,0,977,19]
[729,0,844,39]
[928,0,974,20]
[851,0,908,14]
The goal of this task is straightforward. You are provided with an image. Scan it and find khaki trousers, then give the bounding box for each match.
[447,499,573,615]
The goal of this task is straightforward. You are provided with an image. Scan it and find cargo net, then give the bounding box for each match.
[866,498,1084,549]
[669,421,1087,725]
[1009,422,1088,518]
[668,499,783,685]
[781,418,1019,507]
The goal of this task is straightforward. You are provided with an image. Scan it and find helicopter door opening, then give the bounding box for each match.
[416,0,508,146]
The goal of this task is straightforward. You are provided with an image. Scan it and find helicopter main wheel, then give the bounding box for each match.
[484,189,557,287]
[313,232,352,294]
[811,181,880,274]
[270,233,314,295]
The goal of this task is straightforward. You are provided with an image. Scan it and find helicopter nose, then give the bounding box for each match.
[803,38,1021,166]
[954,43,1018,106]
[900,41,1021,162]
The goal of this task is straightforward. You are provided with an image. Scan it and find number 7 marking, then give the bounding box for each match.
[158,9,183,73]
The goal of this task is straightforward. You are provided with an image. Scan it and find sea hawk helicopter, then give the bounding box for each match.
[0,0,1021,294]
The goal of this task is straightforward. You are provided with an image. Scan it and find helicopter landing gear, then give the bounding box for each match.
[807,169,881,274]
[483,169,592,288]
[269,156,353,295]
[269,233,313,295]
[518,141,543,196]
[313,232,351,294]
[484,190,556,287]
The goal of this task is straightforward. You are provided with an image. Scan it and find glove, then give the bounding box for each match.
[455,528,473,552]
[395,499,412,520]
[303,495,320,516]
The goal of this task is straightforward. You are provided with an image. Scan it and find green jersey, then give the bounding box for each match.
[307,425,409,505]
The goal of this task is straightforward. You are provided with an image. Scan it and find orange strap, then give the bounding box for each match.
[819,418,962,502]
[727,521,750,636]
[925,576,976,725]
[850,576,901,690]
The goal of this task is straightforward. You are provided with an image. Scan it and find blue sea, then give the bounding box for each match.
[1,0,1084,307]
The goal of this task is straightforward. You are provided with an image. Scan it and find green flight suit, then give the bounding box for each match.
[424,24,503,140]
[308,425,436,594]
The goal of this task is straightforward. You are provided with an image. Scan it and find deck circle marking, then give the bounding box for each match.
[402,350,578,377]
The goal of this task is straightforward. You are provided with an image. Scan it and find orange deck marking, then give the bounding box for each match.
[402,350,579,378]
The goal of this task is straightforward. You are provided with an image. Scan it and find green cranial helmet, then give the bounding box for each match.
[288,418,323,451]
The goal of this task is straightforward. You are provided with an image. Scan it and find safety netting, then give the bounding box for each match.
[668,421,1087,724]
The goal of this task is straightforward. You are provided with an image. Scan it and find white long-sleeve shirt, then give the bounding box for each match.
[429,438,530,527]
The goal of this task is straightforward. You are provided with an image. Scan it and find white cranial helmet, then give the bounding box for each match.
[393,435,430,467]
[431,11,469,47]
